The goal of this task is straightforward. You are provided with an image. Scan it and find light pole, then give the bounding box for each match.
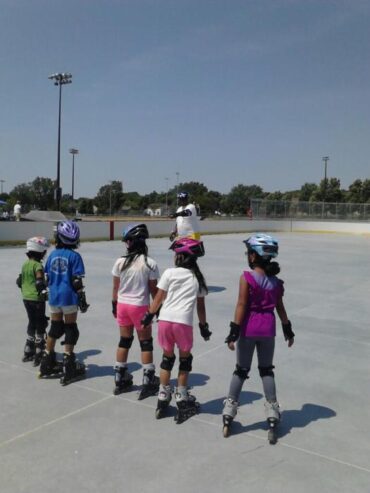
[48,72,72,210]
[0,180,5,194]
[69,148,79,201]
[176,171,180,206]
[165,177,169,215]
[109,181,113,216]
[322,156,329,202]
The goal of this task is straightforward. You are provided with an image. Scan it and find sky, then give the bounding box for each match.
[1,0,370,198]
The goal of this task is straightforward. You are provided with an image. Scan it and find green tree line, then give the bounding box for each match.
[1,176,370,216]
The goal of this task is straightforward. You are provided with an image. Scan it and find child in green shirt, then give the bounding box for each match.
[17,237,49,365]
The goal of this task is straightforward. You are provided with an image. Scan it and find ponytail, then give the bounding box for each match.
[175,254,208,294]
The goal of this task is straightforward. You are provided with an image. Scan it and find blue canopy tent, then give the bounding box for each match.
[0,200,7,206]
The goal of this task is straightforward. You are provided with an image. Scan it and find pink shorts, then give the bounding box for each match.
[117,303,149,331]
[157,321,193,353]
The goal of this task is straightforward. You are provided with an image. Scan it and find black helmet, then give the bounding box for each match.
[122,223,149,242]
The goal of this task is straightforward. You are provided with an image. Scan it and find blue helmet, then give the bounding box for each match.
[56,220,80,246]
[243,234,278,259]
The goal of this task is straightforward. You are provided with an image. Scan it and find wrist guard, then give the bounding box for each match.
[16,274,22,289]
[282,320,295,340]
[199,322,212,341]
[225,322,240,344]
[78,291,90,313]
[112,300,117,317]
[141,311,155,327]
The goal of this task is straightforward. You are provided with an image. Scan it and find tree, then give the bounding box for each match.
[32,177,55,210]
[347,179,363,203]
[362,179,370,203]
[94,181,123,214]
[221,184,264,214]
[311,177,344,202]
[299,183,318,202]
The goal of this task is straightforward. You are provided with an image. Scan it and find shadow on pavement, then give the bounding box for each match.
[230,402,336,438]
[207,285,226,293]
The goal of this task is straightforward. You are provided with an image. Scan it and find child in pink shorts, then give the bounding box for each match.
[142,238,211,423]
[112,223,159,400]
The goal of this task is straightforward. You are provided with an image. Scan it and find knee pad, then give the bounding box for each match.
[160,354,176,371]
[179,354,193,372]
[48,320,64,340]
[259,365,275,378]
[119,336,134,349]
[64,323,79,346]
[233,364,250,380]
[140,337,153,352]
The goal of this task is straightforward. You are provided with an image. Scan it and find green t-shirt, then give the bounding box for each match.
[21,259,44,301]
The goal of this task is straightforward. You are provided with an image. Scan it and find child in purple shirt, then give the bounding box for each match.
[222,234,295,444]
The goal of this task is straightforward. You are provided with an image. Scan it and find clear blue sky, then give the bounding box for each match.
[1,0,369,197]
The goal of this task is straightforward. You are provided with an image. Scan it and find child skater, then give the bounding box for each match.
[39,220,89,385]
[223,234,295,444]
[141,238,212,423]
[16,237,50,366]
[111,223,160,399]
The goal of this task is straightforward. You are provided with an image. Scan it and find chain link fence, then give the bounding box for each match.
[250,199,370,221]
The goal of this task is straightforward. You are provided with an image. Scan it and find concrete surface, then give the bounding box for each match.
[1,233,370,493]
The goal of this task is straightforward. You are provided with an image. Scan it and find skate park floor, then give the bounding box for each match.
[1,232,370,493]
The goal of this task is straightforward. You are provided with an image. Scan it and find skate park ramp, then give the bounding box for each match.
[24,210,66,222]
[1,233,370,493]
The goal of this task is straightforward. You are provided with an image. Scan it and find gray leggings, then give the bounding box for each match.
[228,336,277,402]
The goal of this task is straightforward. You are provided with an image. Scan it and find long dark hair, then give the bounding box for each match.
[175,253,208,294]
[120,238,153,272]
[248,251,280,276]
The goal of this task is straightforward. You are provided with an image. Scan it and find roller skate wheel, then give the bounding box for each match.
[223,425,230,438]
[268,429,277,445]
[37,372,42,379]
[155,408,163,419]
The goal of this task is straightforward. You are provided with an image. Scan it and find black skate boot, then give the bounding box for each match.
[113,366,133,395]
[265,401,281,445]
[38,351,63,378]
[174,387,200,424]
[22,337,35,362]
[33,336,46,367]
[138,368,160,401]
[60,352,86,386]
[222,398,238,438]
[155,385,172,419]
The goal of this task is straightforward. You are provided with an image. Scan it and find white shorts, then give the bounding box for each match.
[49,305,78,315]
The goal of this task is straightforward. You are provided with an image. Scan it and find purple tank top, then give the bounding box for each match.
[241,271,284,338]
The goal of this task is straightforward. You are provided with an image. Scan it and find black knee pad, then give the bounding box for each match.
[48,320,65,339]
[64,323,79,345]
[233,364,250,380]
[160,355,176,371]
[119,336,134,349]
[179,354,193,372]
[258,365,275,378]
[140,337,153,352]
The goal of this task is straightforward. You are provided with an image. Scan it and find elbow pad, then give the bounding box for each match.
[35,279,47,294]
[72,276,84,292]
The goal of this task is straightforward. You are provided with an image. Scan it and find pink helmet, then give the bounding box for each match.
[170,238,205,257]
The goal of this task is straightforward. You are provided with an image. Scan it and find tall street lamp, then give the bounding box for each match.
[69,148,79,201]
[165,177,169,215]
[48,72,72,210]
[322,156,329,202]
[176,171,180,206]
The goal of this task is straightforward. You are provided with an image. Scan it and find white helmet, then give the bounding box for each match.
[26,236,49,253]
[243,233,278,259]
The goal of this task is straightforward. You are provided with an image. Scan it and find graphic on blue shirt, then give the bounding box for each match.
[45,249,85,306]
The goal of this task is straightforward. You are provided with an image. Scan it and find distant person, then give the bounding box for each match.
[222,234,295,444]
[142,237,211,423]
[111,223,160,400]
[16,237,49,366]
[39,221,89,385]
[2,211,9,220]
[13,201,21,221]
[169,192,201,241]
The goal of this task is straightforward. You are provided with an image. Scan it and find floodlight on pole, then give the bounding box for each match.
[69,148,79,201]
[48,72,73,210]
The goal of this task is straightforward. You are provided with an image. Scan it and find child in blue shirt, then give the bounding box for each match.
[39,220,88,385]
